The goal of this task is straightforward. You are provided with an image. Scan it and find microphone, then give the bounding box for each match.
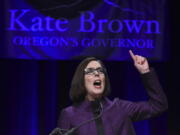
[91,98,103,115]
[49,127,76,135]
[49,98,103,135]
[49,128,62,135]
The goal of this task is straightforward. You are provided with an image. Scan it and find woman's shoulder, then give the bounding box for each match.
[106,97,125,104]
[61,105,75,114]
[107,97,135,108]
[61,102,87,114]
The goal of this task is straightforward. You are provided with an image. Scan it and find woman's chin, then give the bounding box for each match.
[92,91,103,97]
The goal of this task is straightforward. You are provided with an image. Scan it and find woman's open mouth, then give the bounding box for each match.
[93,79,102,89]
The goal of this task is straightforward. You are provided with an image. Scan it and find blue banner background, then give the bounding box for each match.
[1,0,169,60]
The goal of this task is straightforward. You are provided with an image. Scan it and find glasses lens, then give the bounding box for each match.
[84,67,104,75]
[97,67,104,73]
[84,68,94,74]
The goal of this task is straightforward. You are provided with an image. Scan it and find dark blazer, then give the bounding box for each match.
[57,68,168,135]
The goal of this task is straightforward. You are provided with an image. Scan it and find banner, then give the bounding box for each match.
[1,0,169,60]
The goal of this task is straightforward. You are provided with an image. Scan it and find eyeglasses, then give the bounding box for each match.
[84,67,105,75]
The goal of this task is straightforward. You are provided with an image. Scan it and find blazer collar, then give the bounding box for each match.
[76,97,111,112]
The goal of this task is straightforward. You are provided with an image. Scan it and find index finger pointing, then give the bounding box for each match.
[129,50,136,61]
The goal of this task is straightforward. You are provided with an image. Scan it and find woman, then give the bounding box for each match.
[56,50,168,135]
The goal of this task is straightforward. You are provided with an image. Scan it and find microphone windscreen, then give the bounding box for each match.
[91,98,101,115]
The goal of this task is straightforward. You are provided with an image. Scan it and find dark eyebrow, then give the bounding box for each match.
[86,67,102,69]
[85,67,94,70]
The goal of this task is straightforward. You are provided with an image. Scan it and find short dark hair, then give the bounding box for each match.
[70,57,111,103]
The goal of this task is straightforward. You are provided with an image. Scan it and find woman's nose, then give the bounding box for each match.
[93,70,100,76]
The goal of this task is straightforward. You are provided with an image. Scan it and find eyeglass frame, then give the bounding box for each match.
[84,67,105,75]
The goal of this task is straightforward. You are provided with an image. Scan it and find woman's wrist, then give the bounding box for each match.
[139,68,150,74]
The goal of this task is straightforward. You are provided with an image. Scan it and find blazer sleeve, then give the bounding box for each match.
[118,68,168,122]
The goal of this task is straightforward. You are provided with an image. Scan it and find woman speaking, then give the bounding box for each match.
[55,50,168,135]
